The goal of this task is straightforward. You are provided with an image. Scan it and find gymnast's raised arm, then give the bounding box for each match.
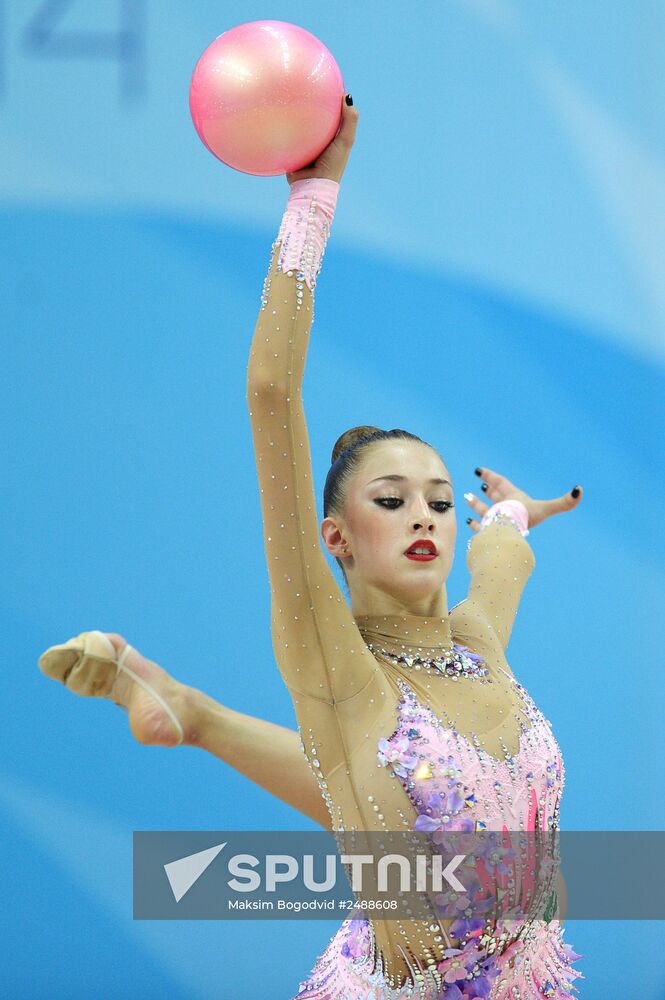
[246,99,379,729]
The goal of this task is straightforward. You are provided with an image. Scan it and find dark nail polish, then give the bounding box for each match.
[466,517,472,525]
[345,93,353,106]
[571,486,581,498]
[481,483,488,492]
[474,468,482,477]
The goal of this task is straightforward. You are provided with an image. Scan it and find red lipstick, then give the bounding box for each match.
[404,539,438,561]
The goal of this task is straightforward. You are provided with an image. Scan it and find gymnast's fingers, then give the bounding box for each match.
[474,466,511,502]
[540,485,584,520]
[463,490,490,519]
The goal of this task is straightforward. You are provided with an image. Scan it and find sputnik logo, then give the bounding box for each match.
[164,842,227,902]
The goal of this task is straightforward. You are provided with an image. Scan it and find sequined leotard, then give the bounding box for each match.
[247,178,583,998]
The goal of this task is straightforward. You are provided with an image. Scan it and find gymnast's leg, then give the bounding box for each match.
[38,631,330,827]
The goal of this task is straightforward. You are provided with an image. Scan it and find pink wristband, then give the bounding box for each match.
[275,178,340,292]
[480,499,530,537]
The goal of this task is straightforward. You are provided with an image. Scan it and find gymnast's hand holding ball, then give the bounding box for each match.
[285,93,359,186]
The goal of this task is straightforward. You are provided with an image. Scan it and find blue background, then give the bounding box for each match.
[2,1,663,997]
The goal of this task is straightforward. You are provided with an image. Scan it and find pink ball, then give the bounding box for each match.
[189,20,345,177]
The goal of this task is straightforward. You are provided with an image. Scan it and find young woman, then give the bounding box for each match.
[40,95,584,997]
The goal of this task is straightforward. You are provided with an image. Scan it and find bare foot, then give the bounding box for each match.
[39,631,195,748]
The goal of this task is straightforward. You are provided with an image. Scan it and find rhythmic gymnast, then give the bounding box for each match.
[40,95,584,998]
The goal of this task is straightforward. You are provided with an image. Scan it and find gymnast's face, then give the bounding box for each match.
[322,439,457,608]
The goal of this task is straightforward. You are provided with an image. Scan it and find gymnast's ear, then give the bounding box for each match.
[321,517,350,559]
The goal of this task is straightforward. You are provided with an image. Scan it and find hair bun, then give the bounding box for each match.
[331,425,382,464]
